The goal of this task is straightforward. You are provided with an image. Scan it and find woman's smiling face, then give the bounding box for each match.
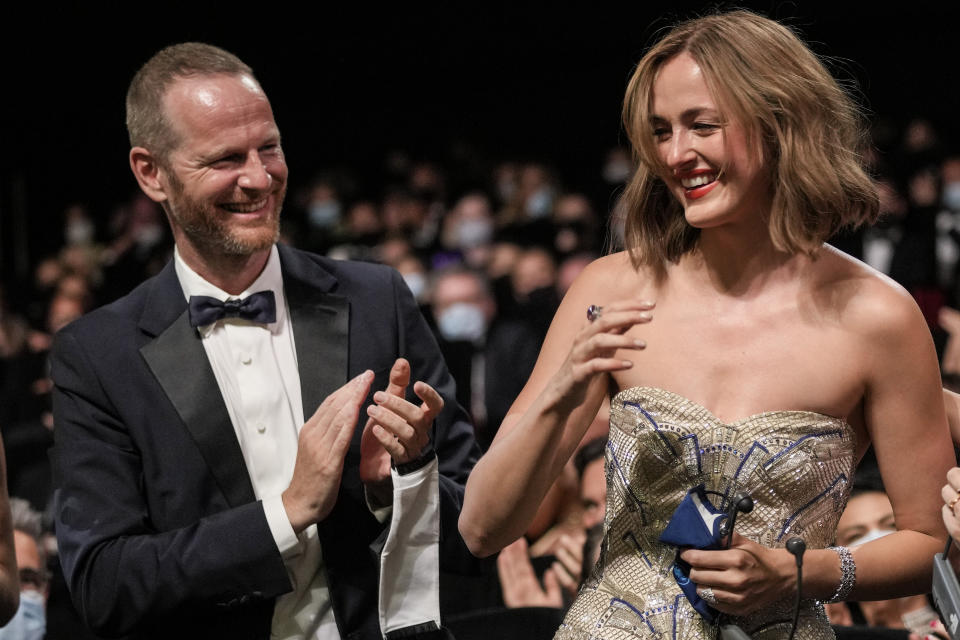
[650,52,771,231]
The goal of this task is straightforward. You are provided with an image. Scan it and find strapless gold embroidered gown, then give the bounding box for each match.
[554,387,856,640]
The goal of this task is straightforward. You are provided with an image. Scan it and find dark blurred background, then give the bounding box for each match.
[3,5,960,636]
[2,1,959,279]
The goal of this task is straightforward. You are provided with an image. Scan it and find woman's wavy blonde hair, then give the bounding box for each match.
[621,10,878,270]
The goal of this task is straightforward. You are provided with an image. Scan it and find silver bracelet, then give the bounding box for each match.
[826,546,856,603]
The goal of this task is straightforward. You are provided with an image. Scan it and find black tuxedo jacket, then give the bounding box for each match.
[51,245,480,640]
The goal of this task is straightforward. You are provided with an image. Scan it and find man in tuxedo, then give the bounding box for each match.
[51,43,479,639]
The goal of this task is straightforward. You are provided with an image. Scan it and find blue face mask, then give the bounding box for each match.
[308,201,342,228]
[0,591,45,640]
[525,188,554,219]
[943,182,960,211]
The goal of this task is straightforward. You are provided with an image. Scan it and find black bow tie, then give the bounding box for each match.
[187,291,277,327]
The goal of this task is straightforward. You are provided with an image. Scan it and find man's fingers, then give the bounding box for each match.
[309,370,373,425]
[369,423,406,459]
[367,404,417,441]
[414,381,444,418]
[386,358,411,397]
[372,380,443,427]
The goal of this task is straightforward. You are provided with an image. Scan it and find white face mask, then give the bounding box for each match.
[944,182,960,211]
[0,590,45,640]
[402,273,426,301]
[134,223,164,248]
[437,303,487,343]
[455,219,493,249]
[848,528,895,547]
[65,219,95,246]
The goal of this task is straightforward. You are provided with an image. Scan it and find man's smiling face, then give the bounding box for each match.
[158,72,288,258]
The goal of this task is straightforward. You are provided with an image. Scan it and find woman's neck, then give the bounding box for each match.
[680,224,803,298]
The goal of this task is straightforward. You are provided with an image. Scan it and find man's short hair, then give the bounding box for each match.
[125,42,255,161]
[9,497,42,540]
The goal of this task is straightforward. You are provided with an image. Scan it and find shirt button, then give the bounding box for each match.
[257,424,266,434]
[241,354,252,365]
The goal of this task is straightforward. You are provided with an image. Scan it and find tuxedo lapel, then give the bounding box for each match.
[138,263,256,508]
[279,246,349,419]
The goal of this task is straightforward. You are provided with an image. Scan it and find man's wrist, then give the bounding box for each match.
[392,442,435,475]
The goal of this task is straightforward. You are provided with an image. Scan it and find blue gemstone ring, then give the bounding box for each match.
[587,304,603,322]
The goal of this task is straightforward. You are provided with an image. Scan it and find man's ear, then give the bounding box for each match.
[129,147,169,203]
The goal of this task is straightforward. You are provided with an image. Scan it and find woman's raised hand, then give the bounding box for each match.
[544,299,654,415]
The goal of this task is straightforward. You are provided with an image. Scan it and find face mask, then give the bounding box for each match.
[134,223,164,249]
[848,528,894,547]
[525,188,554,219]
[65,219,95,246]
[456,219,493,249]
[437,303,487,343]
[602,160,632,185]
[0,590,45,640]
[402,273,426,301]
[308,201,341,228]
[943,182,960,211]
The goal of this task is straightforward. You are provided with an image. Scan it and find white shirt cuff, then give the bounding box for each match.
[378,457,441,635]
[263,495,300,558]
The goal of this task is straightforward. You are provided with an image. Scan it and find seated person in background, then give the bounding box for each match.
[0,498,48,640]
[829,490,939,634]
[496,438,608,609]
[429,267,540,450]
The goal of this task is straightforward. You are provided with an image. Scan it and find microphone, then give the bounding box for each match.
[717,493,756,640]
[720,493,754,548]
[785,537,806,640]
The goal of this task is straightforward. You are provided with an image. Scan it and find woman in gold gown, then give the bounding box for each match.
[460,10,954,640]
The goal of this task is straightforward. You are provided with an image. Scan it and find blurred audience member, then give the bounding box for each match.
[345,201,383,244]
[439,193,495,270]
[504,247,559,339]
[552,194,600,258]
[62,205,96,249]
[100,193,170,303]
[395,254,429,306]
[495,437,608,611]
[1,498,47,640]
[828,490,939,633]
[429,268,539,449]
[557,253,596,298]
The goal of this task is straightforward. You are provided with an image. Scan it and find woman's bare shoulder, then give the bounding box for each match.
[812,245,924,339]
[567,251,656,302]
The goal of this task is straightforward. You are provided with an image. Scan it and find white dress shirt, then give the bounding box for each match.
[175,246,338,639]
[176,246,442,639]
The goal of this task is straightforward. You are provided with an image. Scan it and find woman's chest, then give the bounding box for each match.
[611,297,867,426]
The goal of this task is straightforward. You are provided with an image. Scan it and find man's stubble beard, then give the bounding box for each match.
[164,172,285,257]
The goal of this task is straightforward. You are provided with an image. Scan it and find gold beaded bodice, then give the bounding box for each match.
[555,387,856,640]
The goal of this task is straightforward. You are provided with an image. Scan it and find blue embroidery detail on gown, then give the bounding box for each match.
[553,387,856,640]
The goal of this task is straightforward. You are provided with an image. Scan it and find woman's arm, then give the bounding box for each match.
[844,283,954,601]
[943,388,960,444]
[683,278,953,612]
[458,258,653,556]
